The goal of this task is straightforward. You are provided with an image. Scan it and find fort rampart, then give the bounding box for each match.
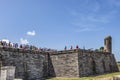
[0,47,119,80]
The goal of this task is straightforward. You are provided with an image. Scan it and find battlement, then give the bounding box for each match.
[50,49,110,55]
[0,47,47,54]
[0,46,111,55]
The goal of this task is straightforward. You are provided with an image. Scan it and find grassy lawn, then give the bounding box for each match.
[46,62,120,80]
[46,72,120,80]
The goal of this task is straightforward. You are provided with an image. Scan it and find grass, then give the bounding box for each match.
[46,62,120,80]
[46,72,120,80]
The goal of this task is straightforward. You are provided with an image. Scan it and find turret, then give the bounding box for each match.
[104,36,112,53]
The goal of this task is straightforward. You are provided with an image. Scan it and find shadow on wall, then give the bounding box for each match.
[92,59,96,75]
[47,53,56,77]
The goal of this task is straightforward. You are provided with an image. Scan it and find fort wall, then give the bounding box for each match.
[0,47,46,80]
[0,47,119,80]
[78,50,118,77]
[48,49,118,78]
[48,50,79,77]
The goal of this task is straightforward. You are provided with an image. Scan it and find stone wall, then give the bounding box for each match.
[48,50,79,77]
[78,50,118,77]
[0,47,119,80]
[0,47,46,80]
[48,49,119,77]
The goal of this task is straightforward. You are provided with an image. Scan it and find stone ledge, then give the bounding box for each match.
[0,47,111,55]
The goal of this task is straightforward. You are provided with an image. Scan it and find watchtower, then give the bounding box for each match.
[104,36,112,53]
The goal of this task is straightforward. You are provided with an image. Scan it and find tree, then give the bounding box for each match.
[99,46,104,52]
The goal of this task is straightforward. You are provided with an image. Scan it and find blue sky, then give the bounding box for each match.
[0,0,120,61]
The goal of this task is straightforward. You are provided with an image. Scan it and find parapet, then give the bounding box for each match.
[0,47,47,54]
[0,46,111,55]
[49,48,111,55]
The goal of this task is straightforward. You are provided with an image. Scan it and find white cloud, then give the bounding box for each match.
[2,39,9,43]
[20,38,29,44]
[27,30,36,36]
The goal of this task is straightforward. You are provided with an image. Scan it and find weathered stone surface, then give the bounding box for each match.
[0,47,119,80]
[0,67,7,80]
[0,47,46,80]
[78,51,118,77]
[49,49,119,77]
[0,66,15,80]
[48,52,79,77]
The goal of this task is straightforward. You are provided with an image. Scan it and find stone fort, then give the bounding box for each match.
[0,36,119,80]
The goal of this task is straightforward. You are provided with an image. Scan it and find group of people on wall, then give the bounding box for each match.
[64,45,79,50]
[0,40,56,52]
[0,41,18,48]
[0,40,80,52]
